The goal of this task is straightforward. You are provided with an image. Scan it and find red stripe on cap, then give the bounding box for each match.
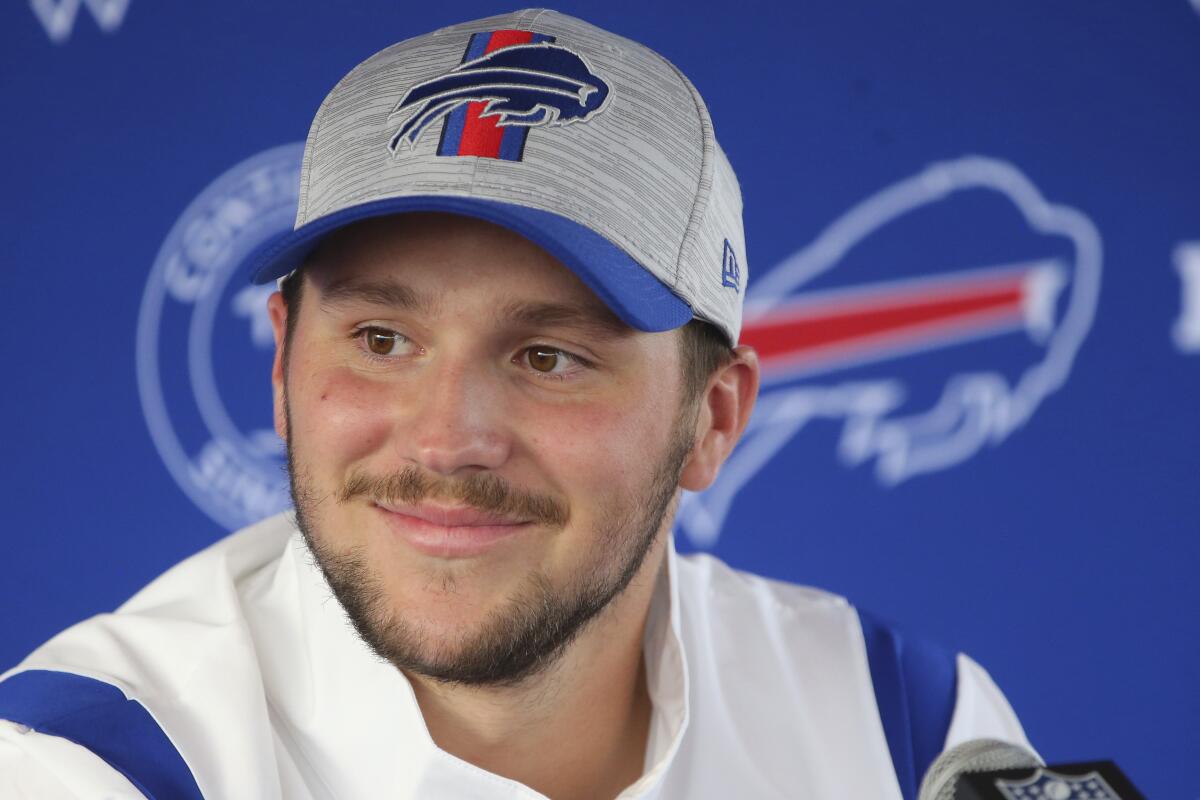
[458,30,536,158]
[484,29,536,51]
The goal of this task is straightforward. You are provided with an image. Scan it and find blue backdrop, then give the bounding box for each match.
[3,2,1198,797]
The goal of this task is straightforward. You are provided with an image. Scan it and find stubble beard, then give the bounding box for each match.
[286,396,697,688]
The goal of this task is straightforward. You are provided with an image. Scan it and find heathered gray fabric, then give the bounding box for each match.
[295,9,746,342]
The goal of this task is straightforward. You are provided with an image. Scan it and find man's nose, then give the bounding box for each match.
[402,358,511,476]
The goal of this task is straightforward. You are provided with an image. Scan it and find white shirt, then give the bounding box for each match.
[0,513,1029,798]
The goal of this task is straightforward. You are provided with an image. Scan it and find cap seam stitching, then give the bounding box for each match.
[522,8,551,29]
[657,58,714,292]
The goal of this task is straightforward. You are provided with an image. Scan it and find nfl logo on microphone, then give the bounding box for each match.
[995,768,1120,800]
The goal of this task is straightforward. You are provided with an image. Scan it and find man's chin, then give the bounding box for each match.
[380,589,520,641]
[354,575,579,686]
[375,551,542,606]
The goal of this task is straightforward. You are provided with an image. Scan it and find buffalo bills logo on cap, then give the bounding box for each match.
[387,30,611,162]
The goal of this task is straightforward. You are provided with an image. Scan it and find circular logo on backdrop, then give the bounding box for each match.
[136,143,304,530]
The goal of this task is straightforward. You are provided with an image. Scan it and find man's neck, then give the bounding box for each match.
[407,543,667,799]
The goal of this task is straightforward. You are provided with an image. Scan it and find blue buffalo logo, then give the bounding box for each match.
[388,41,611,155]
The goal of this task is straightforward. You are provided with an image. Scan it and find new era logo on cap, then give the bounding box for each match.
[722,239,741,293]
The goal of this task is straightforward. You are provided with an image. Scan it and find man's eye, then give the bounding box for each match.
[360,327,410,357]
[521,346,589,378]
[526,347,562,373]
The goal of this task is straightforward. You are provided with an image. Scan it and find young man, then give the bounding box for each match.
[0,9,1029,799]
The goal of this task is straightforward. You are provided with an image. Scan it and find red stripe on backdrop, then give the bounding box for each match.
[458,30,535,158]
[741,279,1026,362]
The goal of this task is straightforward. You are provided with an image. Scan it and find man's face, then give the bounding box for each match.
[272,213,697,686]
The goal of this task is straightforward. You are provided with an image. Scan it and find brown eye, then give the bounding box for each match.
[526,347,560,373]
[364,328,404,356]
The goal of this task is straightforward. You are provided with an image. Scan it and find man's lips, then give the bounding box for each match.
[371,501,532,557]
[374,500,528,527]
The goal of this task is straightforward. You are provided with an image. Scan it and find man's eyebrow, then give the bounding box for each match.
[316,279,635,339]
[318,278,439,314]
[499,300,636,341]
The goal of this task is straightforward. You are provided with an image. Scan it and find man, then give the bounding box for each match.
[0,9,1029,799]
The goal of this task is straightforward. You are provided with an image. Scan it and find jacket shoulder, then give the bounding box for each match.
[670,552,1028,800]
[0,514,300,798]
[3,512,298,693]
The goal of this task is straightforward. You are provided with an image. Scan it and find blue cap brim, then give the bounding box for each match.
[250,196,692,333]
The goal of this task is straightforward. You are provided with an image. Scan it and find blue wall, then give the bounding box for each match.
[3,2,1197,797]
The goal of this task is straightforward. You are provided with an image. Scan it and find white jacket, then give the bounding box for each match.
[0,513,1029,799]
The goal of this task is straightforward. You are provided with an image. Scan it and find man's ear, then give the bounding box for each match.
[267,290,289,441]
[679,345,760,492]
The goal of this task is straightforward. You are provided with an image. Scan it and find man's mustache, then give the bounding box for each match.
[337,466,569,528]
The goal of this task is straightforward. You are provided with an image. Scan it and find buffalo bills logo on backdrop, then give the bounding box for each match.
[388,30,610,161]
[136,144,302,530]
[678,156,1102,548]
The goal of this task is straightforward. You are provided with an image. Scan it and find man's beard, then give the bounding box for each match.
[287,399,696,688]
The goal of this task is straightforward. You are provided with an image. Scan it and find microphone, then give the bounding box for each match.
[919,739,1041,800]
[918,739,1146,800]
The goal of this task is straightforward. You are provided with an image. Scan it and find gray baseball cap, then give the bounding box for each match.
[251,8,747,343]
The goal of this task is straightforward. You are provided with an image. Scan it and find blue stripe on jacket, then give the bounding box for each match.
[0,669,203,799]
[858,609,959,800]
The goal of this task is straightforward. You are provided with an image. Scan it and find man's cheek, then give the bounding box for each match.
[292,367,398,464]
[521,402,652,494]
